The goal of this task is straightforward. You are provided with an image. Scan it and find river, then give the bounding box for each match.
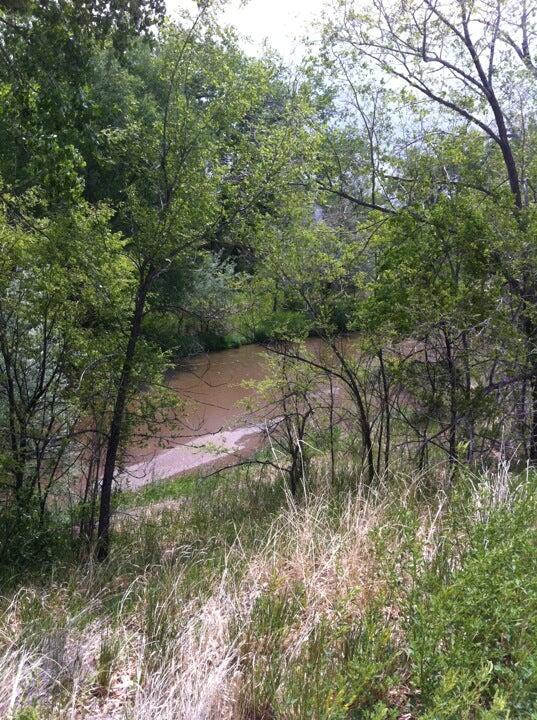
[121,334,365,489]
[122,343,274,488]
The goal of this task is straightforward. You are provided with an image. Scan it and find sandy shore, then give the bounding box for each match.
[120,425,264,489]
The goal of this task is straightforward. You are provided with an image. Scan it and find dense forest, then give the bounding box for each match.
[2,0,537,717]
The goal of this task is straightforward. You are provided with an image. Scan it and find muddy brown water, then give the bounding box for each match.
[123,343,271,488]
[122,337,358,488]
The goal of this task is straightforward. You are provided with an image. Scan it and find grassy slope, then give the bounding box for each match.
[2,463,537,719]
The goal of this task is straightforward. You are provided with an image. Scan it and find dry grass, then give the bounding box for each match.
[0,463,530,719]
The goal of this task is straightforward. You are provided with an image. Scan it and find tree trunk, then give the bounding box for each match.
[443,328,458,471]
[461,331,475,463]
[333,347,376,487]
[96,278,149,561]
[530,364,537,462]
[378,350,391,473]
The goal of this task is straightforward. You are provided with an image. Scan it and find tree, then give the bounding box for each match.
[94,16,316,558]
[0,0,164,207]
[320,0,537,460]
[0,198,134,562]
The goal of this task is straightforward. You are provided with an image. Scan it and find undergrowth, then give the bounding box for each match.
[1,463,536,719]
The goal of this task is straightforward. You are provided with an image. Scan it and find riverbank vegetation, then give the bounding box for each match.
[2,0,537,715]
[3,462,537,718]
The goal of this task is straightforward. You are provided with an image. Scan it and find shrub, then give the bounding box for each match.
[404,480,537,717]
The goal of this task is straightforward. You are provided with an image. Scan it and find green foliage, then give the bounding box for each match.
[143,252,251,354]
[361,195,507,337]
[273,607,398,720]
[254,310,312,342]
[405,484,537,717]
[236,473,537,719]
[0,501,74,581]
[11,708,41,720]
[3,464,537,718]
[0,202,134,510]
[96,635,120,697]
[2,4,537,717]
[0,0,319,563]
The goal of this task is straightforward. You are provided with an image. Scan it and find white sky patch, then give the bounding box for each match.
[167,0,326,58]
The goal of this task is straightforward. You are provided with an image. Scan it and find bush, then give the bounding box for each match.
[402,480,537,717]
[197,331,249,352]
[0,501,74,584]
[254,310,311,342]
[3,468,537,718]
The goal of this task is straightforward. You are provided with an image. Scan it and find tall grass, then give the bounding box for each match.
[2,463,537,718]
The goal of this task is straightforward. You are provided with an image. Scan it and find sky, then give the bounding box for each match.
[167,0,327,59]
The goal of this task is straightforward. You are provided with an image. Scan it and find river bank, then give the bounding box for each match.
[123,342,270,487]
[122,336,355,488]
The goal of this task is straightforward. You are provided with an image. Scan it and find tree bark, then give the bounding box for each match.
[378,349,391,473]
[96,276,150,561]
[443,328,459,470]
[529,359,537,462]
